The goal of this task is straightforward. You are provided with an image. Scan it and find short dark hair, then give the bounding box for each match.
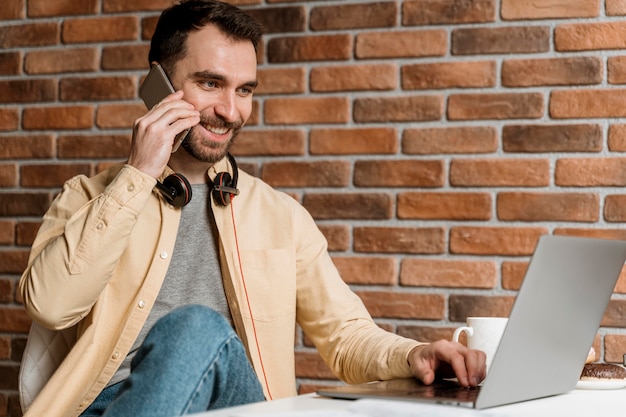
[148,0,262,76]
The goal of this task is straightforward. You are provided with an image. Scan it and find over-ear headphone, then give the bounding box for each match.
[154,153,239,208]
[212,153,239,207]
[155,173,192,208]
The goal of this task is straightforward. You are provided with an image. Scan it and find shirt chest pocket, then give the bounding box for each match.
[231,248,296,322]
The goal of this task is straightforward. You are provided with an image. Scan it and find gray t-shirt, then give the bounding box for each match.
[108,184,230,386]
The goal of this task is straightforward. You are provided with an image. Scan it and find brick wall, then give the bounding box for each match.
[2,0,626,415]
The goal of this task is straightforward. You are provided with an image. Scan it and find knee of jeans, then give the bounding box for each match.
[162,305,234,341]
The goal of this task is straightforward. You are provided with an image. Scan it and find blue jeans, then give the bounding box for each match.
[80,305,265,416]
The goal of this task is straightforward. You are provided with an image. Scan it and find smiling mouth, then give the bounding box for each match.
[203,123,229,135]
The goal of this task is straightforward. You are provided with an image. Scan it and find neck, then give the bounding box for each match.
[168,148,213,184]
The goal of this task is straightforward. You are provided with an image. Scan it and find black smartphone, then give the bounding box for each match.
[139,63,190,153]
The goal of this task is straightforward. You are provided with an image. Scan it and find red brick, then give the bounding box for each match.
[354,95,444,123]
[503,124,602,153]
[256,68,306,95]
[604,334,626,362]
[294,351,335,379]
[354,159,444,188]
[310,128,398,155]
[550,89,626,118]
[0,249,30,274]
[397,325,455,344]
[0,135,55,159]
[28,0,98,17]
[402,61,495,90]
[608,56,626,84]
[502,57,602,87]
[448,93,543,120]
[24,48,98,74]
[604,195,626,222]
[353,227,445,254]
[607,0,626,15]
[450,159,550,187]
[357,290,445,320]
[0,307,31,333]
[0,193,52,217]
[267,35,351,63]
[303,193,392,220]
[0,22,59,48]
[0,335,10,358]
[319,225,350,252]
[231,130,305,156]
[555,21,626,51]
[0,164,17,187]
[0,52,21,75]
[553,227,626,241]
[332,256,397,285]
[246,6,306,35]
[452,26,550,55]
[0,364,20,391]
[402,126,498,155]
[501,0,599,19]
[0,221,15,245]
[103,0,173,12]
[556,158,626,186]
[96,103,146,129]
[355,30,447,59]
[0,79,56,103]
[264,97,349,125]
[58,134,131,159]
[311,64,397,92]
[0,279,13,303]
[16,222,41,247]
[23,106,94,130]
[502,261,527,291]
[398,192,491,220]
[449,226,548,256]
[401,259,497,288]
[102,44,150,71]
[449,295,515,322]
[497,192,599,222]
[310,2,396,30]
[60,76,135,101]
[403,0,495,25]
[62,16,138,43]
[21,164,91,188]
[0,0,24,20]
[261,161,350,187]
[0,108,19,131]
[603,299,626,328]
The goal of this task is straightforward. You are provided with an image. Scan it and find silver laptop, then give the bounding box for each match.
[317,235,626,409]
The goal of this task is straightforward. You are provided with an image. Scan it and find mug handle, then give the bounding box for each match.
[452,326,473,343]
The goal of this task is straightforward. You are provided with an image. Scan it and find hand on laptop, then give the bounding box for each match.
[407,340,486,388]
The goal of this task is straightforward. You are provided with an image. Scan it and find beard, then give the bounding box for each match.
[180,115,243,164]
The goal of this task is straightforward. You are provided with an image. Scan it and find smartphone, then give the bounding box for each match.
[139,63,190,153]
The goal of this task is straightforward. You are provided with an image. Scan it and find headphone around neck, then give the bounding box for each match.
[155,153,239,208]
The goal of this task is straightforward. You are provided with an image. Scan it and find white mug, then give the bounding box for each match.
[452,317,508,372]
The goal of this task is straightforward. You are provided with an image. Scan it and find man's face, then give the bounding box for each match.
[170,24,258,164]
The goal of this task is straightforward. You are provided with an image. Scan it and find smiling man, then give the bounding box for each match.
[18,1,486,417]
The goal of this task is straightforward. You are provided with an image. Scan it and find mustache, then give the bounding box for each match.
[199,115,242,131]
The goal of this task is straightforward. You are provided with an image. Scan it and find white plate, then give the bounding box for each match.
[576,379,626,390]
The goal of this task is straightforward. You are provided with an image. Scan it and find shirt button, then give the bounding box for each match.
[96,223,104,230]
[112,351,120,360]
[160,251,168,259]
[138,300,146,308]
[127,184,135,192]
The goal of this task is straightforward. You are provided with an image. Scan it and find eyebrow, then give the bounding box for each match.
[191,70,258,90]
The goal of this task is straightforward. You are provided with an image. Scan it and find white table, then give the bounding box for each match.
[191,388,626,417]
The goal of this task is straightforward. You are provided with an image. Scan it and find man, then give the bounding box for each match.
[18,1,486,416]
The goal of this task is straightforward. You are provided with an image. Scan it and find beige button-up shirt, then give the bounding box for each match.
[19,157,422,417]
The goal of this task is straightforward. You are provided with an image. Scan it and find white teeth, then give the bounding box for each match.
[206,125,228,135]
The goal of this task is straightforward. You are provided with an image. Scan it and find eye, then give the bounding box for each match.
[237,86,254,96]
[199,80,217,89]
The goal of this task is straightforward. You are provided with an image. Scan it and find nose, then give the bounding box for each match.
[214,90,238,122]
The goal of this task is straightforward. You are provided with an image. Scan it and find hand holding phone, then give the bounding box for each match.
[139,63,191,153]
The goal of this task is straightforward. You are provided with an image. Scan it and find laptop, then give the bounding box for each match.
[317,235,626,409]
